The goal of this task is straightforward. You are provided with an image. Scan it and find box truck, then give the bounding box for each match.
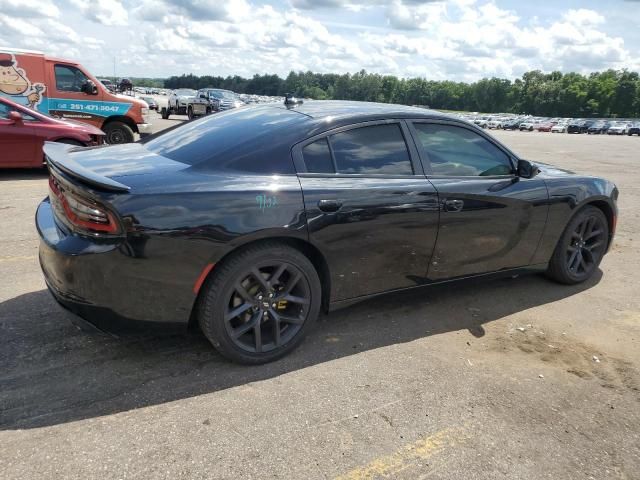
[0,48,151,143]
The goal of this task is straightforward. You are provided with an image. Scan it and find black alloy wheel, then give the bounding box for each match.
[546,206,608,284]
[198,243,321,363]
[565,215,606,276]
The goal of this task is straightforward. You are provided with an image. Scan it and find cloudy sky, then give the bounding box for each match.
[0,0,638,81]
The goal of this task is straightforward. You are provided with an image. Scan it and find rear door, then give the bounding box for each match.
[0,101,36,167]
[293,120,440,302]
[409,120,548,280]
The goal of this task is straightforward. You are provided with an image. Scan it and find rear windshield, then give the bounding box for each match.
[142,106,302,174]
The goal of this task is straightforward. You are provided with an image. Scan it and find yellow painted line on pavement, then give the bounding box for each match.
[334,426,469,480]
[0,255,37,263]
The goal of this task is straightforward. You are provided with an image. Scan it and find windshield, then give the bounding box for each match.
[174,89,196,96]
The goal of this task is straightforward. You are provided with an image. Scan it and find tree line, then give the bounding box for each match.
[164,69,640,118]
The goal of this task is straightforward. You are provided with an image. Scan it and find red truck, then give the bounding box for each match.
[0,48,151,144]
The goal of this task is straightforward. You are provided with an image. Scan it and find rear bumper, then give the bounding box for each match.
[36,198,192,332]
[137,123,153,135]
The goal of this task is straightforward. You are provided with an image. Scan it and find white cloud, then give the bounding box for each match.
[0,1,637,80]
[0,0,60,18]
[69,0,128,26]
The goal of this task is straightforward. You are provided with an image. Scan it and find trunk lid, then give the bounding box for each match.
[43,142,187,191]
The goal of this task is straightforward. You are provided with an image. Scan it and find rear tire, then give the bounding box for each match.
[198,243,322,364]
[161,107,169,120]
[546,206,608,285]
[104,121,134,144]
[187,106,194,120]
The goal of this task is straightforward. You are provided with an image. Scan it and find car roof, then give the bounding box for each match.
[277,100,448,121]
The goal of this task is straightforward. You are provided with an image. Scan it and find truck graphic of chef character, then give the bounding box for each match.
[0,53,45,108]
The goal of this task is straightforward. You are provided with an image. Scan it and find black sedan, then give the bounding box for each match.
[37,101,619,364]
[629,123,640,136]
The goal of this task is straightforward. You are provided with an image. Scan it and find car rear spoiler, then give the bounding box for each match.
[43,142,130,192]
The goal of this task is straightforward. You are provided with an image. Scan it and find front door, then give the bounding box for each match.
[294,121,440,301]
[46,63,104,128]
[409,121,549,280]
[0,101,35,167]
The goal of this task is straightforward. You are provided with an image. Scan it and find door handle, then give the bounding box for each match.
[444,199,464,212]
[318,199,342,213]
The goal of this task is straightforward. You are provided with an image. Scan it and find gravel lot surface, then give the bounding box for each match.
[1,114,639,479]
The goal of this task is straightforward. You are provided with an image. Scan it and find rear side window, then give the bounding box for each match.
[143,106,300,174]
[302,139,334,173]
[413,123,513,176]
[302,124,413,175]
[331,124,412,175]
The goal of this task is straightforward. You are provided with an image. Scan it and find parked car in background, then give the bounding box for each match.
[628,123,640,136]
[568,120,589,134]
[486,118,503,129]
[502,118,522,130]
[473,117,488,128]
[0,48,150,144]
[519,121,535,131]
[0,95,104,168]
[551,122,568,133]
[536,121,554,132]
[608,122,632,135]
[587,121,609,134]
[36,101,618,363]
[139,96,158,111]
[165,89,197,117]
[198,88,246,113]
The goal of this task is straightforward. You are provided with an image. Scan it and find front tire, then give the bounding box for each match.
[546,206,608,285]
[198,243,322,364]
[104,121,135,144]
[187,106,194,120]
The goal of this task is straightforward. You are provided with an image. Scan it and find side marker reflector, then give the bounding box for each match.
[193,263,215,294]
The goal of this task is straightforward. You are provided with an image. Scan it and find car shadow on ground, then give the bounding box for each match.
[0,270,601,430]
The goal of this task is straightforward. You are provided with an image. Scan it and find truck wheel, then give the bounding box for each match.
[187,106,194,120]
[104,121,135,144]
[198,242,322,364]
[161,107,170,120]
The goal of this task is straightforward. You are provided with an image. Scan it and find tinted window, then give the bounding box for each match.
[0,101,37,121]
[330,124,412,175]
[414,123,513,176]
[0,101,10,119]
[303,138,334,173]
[54,65,89,92]
[143,106,299,174]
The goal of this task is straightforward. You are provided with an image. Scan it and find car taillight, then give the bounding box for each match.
[49,175,120,234]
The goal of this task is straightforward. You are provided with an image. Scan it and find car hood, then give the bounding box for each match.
[45,116,105,135]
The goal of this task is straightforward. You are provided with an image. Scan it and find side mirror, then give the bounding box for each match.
[199,94,207,99]
[517,159,540,179]
[81,80,98,95]
[8,111,23,125]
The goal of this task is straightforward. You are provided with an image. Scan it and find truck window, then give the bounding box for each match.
[54,65,89,93]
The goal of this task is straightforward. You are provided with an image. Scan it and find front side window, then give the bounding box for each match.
[330,124,413,175]
[414,123,513,176]
[54,65,89,92]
